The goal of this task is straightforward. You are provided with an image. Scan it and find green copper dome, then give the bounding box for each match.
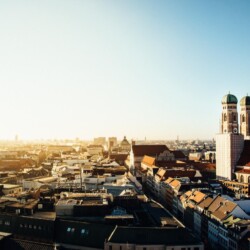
[221,94,238,104]
[240,96,250,106]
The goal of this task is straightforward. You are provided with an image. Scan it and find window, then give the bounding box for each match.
[81,228,89,235]
[67,227,71,232]
[240,175,244,183]
[4,221,10,226]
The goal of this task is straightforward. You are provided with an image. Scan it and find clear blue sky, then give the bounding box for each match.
[0,0,249,141]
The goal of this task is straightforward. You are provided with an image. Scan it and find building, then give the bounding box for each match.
[127,145,170,170]
[108,137,117,151]
[105,227,204,250]
[119,136,130,153]
[216,93,247,180]
[240,95,250,139]
[94,137,106,146]
[86,144,103,156]
[216,133,244,180]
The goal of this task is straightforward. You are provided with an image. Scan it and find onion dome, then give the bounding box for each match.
[221,93,238,104]
[240,95,250,106]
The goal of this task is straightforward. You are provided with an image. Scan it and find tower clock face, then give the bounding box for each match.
[233,128,238,133]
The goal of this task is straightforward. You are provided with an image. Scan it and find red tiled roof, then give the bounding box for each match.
[132,145,169,157]
[189,161,216,171]
[170,179,181,188]
[237,140,250,166]
[189,191,206,203]
[212,200,237,221]
[156,168,166,179]
[235,169,250,174]
[142,155,156,166]
[208,196,225,213]
[197,197,213,209]
[165,177,174,184]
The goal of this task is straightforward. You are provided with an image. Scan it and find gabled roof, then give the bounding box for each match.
[156,168,166,179]
[169,179,181,189]
[211,200,237,221]
[197,197,213,210]
[189,191,206,203]
[132,145,169,157]
[165,177,174,184]
[142,155,155,166]
[208,195,225,213]
[237,140,250,166]
[172,150,186,159]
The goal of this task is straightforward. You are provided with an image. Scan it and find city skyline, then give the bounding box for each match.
[0,1,250,140]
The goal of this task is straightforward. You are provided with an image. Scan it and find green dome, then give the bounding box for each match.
[240,96,250,106]
[221,94,238,104]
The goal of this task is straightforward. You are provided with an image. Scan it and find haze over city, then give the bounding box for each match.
[0,1,250,140]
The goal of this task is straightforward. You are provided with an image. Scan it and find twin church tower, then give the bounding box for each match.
[216,93,250,180]
[221,93,250,138]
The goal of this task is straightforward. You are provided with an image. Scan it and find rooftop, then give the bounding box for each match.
[108,226,203,246]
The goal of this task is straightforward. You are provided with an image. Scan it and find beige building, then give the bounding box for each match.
[221,93,239,134]
[216,94,245,180]
[216,133,244,180]
[240,95,250,139]
[119,136,130,153]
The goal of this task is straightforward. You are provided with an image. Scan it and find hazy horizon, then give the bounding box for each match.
[1,1,250,140]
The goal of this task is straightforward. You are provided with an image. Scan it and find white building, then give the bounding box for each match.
[216,133,244,180]
[216,93,246,180]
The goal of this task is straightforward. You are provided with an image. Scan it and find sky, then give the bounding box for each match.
[0,0,250,141]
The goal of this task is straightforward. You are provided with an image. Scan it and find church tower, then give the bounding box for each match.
[221,93,239,134]
[240,95,250,139]
[216,93,244,180]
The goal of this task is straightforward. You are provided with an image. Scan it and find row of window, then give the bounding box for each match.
[66,227,89,235]
[223,106,236,109]
[19,223,51,231]
[0,220,10,226]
